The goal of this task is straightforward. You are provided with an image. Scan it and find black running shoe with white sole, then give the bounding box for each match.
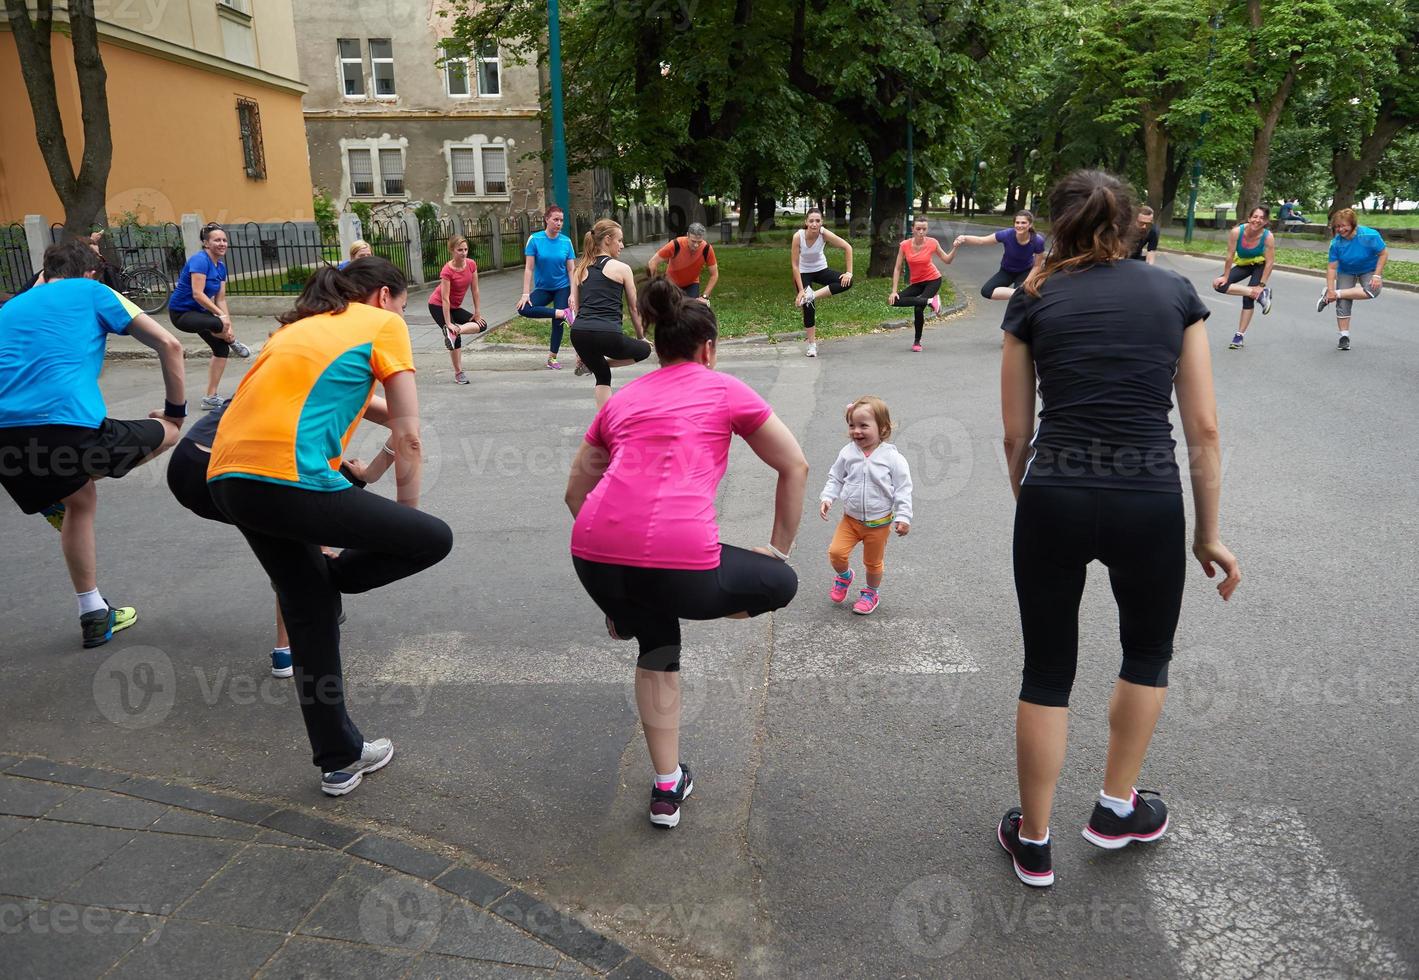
[1081,789,1169,849]
[997,808,1054,887]
[1338,334,1351,351]
[649,764,693,829]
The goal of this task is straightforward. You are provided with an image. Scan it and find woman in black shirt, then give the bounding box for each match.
[996,170,1241,888]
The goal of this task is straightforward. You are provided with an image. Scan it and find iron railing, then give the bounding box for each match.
[1,223,34,297]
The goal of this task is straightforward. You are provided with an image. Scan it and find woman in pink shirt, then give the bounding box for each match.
[565,278,808,829]
[430,235,488,385]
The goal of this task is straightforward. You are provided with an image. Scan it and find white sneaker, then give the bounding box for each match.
[321,738,393,797]
[1258,286,1272,315]
[801,287,816,306]
[806,342,817,358]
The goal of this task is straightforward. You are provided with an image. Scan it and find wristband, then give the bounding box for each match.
[766,542,791,561]
[164,400,188,419]
[381,442,397,457]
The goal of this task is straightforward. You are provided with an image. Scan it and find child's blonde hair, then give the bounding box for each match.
[845,395,893,441]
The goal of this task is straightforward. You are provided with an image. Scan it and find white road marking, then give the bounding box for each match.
[1148,804,1409,978]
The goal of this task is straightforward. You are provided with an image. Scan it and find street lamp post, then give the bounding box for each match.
[904,93,915,236]
[547,0,570,210]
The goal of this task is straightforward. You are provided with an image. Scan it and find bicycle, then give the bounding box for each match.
[116,247,171,315]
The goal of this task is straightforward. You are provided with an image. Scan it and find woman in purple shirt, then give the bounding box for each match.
[954,211,1047,301]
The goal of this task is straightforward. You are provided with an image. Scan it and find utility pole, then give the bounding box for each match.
[547,0,570,210]
[1184,12,1222,244]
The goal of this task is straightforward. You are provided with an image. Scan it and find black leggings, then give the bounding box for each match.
[170,309,229,358]
[981,267,1029,300]
[429,304,475,349]
[891,277,942,343]
[569,327,652,387]
[1012,485,1184,708]
[1214,264,1264,309]
[210,477,453,771]
[800,268,852,329]
[573,545,799,671]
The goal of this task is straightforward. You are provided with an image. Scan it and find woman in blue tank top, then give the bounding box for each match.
[1211,206,1276,350]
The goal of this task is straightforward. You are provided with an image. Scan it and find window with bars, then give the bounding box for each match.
[450,148,478,195]
[370,39,396,97]
[379,148,405,195]
[481,147,507,195]
[338,38,364,97]
[477,42,500,96]
[348,148,374,196]
[236,98,266,179]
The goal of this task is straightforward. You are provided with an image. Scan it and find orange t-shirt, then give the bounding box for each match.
[656,238,716,288]
[208,303,414,491]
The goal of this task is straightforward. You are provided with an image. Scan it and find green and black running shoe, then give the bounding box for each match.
[81,605,137,648]
[40,502,65,532]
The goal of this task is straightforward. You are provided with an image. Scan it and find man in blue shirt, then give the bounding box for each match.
[517,205,577,369]
[0,241,189,647]
[1317,208,1387,351]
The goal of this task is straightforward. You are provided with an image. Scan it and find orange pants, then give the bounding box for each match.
[829,515,891,575]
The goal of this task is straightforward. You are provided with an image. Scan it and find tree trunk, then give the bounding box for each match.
[848,183,870,238]
[1159,143,1188,227]
[1235,65,1297,220]
[1330,107,1407,216]
[6,0,114,237]
[869,176,905,277]
[756,191,777,232]
[739,171,760,241]
[664,167,704,236]
[1140,105,1168,212]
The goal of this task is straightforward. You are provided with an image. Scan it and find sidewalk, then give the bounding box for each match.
[0,758,664,979]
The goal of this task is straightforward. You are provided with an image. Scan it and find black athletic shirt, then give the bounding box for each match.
[1129,225,1159,260]
[1001,261,1209,493]
[573,256,625,332]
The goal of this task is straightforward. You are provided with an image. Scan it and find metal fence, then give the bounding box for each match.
[367,219,412,281]
[219,222,336,296]
[501,215,526,270]
[421,216,457,281]
[106,223,184,276]
[1,223,33,296]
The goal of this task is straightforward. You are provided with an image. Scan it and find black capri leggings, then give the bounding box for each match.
[981,267,1029,300]
[573,545,799,671]
[428,303,475,349]
[1214,264,1264,309]
[800,267,853,329]
[170,309,230,358]
[569,327,652,387]
[210,477,453,771]
[1012,485,1185,708]
[891,277,942,343]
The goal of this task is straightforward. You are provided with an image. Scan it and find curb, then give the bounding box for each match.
[0,754,672,979]
[1157,248,1419,294]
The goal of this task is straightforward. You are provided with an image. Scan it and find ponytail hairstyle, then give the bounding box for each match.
[347,239,372,260]
[1022,169,1133,297]
[1015,210,1036,234]
[277,256,408,324]
[638,275,717,362]
[199,222,225,243]
[573,218,622,284]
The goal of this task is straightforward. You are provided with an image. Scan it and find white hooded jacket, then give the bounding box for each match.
[820,441,913,525]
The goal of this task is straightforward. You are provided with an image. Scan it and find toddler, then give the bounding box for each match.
[819,396,913,614]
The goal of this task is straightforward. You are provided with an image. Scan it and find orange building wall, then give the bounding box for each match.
[0,33,313,225]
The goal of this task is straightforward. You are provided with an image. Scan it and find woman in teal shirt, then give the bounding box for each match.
[1317,208,1387,351]
[1211,206,1276,350]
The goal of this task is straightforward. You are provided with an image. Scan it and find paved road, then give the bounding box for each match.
[3,229,1416,977]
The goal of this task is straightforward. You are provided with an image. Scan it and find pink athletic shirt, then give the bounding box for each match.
[571,361,773,570]
[439,260,476,307]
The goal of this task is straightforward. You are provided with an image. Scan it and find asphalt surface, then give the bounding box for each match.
[2,221,1416,978]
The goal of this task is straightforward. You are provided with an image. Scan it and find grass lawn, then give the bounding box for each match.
[488,243,955,345]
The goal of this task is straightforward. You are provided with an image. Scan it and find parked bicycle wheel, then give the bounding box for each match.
[123,265,171,315]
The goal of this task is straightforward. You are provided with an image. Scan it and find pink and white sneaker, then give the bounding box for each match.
[829,568,854,603]
[558,307,577,327]
[928,294,942,317]
[852,587,879,615]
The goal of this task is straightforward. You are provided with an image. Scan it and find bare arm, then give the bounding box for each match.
[616,261,644,337]
[1261,235,1276,285]
[647,252,664,277]
[823,230,854,283]
[935,241,956,264]
[1173,320,1240,600]
[1373,247,1388,282]
[952,234,997,247]
[215,280,230,318]
[565,259,577,310]
[890,249,903,298]
[381,370,423,508]
[470,270,481,319]
[518,255,535,309]
[1326,259,1338,297]
[1000,333,1036,499]
[703,262,718,299]
[741,412,809,557]
[790,235,803,292]
[126,312,188,416]
[564,441,610,517]
[188,272,223,319]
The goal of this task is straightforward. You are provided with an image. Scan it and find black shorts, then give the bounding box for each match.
[569,327,652,387]
[0,418,165,514]
[166,438,229,523]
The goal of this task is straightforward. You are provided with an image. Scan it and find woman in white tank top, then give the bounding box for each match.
[790,208,855,357]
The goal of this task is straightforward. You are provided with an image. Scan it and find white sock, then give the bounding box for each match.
[273,645,290,654]
[77,588,107,615]
[1100,789,1135,818]
[1019,828,1049,846]
[654,766,682,790]
[1341,330,1351,337]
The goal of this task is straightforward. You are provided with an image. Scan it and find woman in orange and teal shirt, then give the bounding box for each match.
[889,216,957,351]
[208,257,452,797]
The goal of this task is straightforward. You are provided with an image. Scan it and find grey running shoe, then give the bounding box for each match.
[1338,334,1351,351]
[230,340,252,358]
[574,360,590,377]
[321,739,393,796]
[200,395,223,411]
[453,371,470,385]
[1316,288,1330,313]
[1258,285,1272,315]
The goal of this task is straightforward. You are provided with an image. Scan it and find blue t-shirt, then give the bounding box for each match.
[1328,226,1386,275]
[524,231,576,290]
[995,228,1047,274]
[169,251,228,312]
[0,278,140,429]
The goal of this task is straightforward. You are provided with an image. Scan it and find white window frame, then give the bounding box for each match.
[338,38,364,99]
[480,145,508,195]
[441,134,515,203]
[378,147,406,196]
[442,42,471,99]
[476,42,501,98]
[341,136,410,203]
[218,0,250,14]
[369,38,397,100]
